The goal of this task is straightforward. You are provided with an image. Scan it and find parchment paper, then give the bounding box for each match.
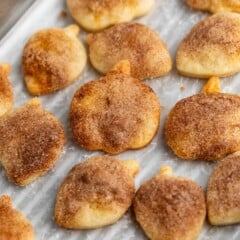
[0,0,239,239]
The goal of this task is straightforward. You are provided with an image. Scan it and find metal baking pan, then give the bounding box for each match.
[0,0,239,239]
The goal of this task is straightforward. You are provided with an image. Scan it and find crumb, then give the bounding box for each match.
[180,86,185,91]
[59,10,68,19]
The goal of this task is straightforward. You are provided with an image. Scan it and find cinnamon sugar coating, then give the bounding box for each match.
[70,62,160,154]
[87,22,172,80]
[55,156,140,229]
[0,98,65,186]
[165,93,240,161]
[0,63,13,116]
[134,169,206,240]
[66,0,155,32]
[22,25,86,95]
[186,0,240,13]
[177,13,240,78]
[207,152,240,225]
[0,195,34,240]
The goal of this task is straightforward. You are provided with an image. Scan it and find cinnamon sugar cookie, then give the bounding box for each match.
[134,166,206,240]
[55,156,140,229]
[165,77,240,161]
[176,13,240,78]
[186,0,240,13]
[0,98,65,186]
[0,195,34,240]
[0,63,13,116]
[87,23,172,80]
[66,0,155,32]
[22,25,87,95]
[207,152,240,225]
[70,61,160,154]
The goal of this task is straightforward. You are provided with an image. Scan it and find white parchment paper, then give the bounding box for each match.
[0,0,239,239]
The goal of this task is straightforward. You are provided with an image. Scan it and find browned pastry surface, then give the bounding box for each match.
[134,167,206,240]
[0,63,13,116]
[186,0,240,13]
[165,93,240,161]
[0,98,65,185]
[176,13,240,78]
[0,195,34,240]
[207,152,240,225]
[87,22,172,80]
[22,25,86,95]
[70,61,160,154]
[66,0,155,32]
[55,156,139,229]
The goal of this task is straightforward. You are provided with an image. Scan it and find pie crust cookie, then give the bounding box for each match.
[55,156,140,229]
[0,98,65,186]
[66,0,155,32]
[70,61,161,154]
[0,195,34,240]
[176,13,240,78]
[207,152,240,225]
[165,77,240,161]
[134,166,206,240]
[22,25,87,95]
[0,63,13,116]
[87,23,172,80]
[186,0,240,13]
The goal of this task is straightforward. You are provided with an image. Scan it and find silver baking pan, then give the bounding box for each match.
[0,0,239,239]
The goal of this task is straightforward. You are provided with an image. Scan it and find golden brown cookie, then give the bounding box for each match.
[55,156,140,229]
[134,166,206,240]
[22,25,87,95]
[207,152,240,225]
[176,13,240,78]
[0,63,13,116]
[0,98,65,186]
[87,23,172,80]
[0,195,34,240]
[186,0,240,13]
[66,0,155,32]
[70,61,161,154]
[165,77,240,161]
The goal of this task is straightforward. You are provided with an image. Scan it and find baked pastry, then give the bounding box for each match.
[55,156,140,229]
[186,0,240,13]
[0,195,34,240]
[134,166,206,240]
[87,22,172,80]
[176,13,240,78]
[0,63,13,116]
[66,0,155,32]
[165,77,240,161]
[22,25,87,95]
[70,60,161,154]
[207,152,240,225]
[0,98,65,186]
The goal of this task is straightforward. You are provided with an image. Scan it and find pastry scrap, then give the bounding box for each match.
[55,156,140,229]
[70,60,161,154]
[134,166,206,240]
[22,25,87,95]
[87,22,172,80]
[207,152,240,225]
[0,195,34,240]
[176,13,240,78]
[186,0,240,13]
[66,0,155,32]
[0,98,65,186]
[0,63,13,116]
[165,77,240,161]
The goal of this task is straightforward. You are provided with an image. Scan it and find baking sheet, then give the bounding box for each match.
[0,0,240,239]
[0,0,35,39]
